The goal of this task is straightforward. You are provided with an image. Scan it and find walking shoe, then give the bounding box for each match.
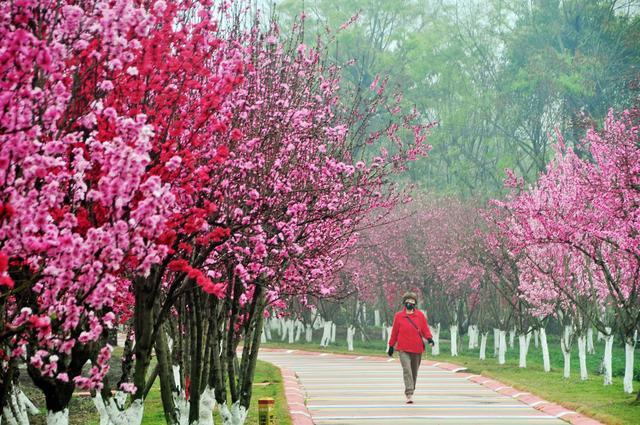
[406,395,414,404]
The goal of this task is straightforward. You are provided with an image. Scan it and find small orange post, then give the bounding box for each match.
[258,397,275,425]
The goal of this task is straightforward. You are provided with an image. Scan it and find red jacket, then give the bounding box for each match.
[388,309,433,354]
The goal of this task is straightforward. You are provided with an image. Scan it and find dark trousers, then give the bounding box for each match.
[398,351,421,395]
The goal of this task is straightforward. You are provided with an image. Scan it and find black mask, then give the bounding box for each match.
[405,302,415,310]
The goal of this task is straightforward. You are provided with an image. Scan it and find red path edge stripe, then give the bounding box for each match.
[279,366,314,425]
[261,348,604,425]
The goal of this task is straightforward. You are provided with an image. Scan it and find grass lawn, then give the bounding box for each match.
[23,360,291,425]
[262,328,640,425]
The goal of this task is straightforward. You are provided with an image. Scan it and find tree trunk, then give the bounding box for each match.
[518,333,529,368]
[578,335,588,380]
[508,328,515,350]
[374,310,380,327]
[431,323,440,356]
[479,332,488,360]
[320,321,332,347]
[498,330,507,365]
[602,327,613,386]
[305,325,313,343]
[155,329,180,425]
[586,328,594,355]
[561,325,572,379]
[450,324,458,356]
[539,328,551,372]
[623,334,636,394]
[346,326,355,352]
[493,328,500,356]
[533,329,539,349]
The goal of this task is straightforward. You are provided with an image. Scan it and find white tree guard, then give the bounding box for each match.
[374,310,381,327]
[533,329,539,348]
[330,322,336,344]
[280,319,289,342]
[294,320,303,342]
[508,328,515,350]
[493,328,500,356]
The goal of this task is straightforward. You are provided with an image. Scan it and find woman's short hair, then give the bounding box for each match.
[402,292,418,304]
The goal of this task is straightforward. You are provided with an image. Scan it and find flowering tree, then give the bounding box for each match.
[499,110,640,395]
[0,1,244,424]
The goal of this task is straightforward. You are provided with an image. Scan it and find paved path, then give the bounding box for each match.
[259,350,597,425]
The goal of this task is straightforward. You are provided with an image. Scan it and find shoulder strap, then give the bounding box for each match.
[405,315,425,339]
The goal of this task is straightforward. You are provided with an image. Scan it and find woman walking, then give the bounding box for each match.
[387,292,434,403]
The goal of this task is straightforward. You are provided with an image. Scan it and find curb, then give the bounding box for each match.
[279,366,314,425]
[264,348,605,425]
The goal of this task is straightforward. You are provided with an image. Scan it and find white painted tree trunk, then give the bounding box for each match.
[261,326,267,343]
[219,402,247,425]
[46,410,69,425]
[280,319,288,342]
[450,324,459,356]
[539,328,551,372]
[468,325,478,349]
[287,320,295,344]
[346,326,355,351]
[561,325,573,379]
[518,333,530,368]
[431,323,440,356]
[578,335,588,380]
[493,328,500,356]
[2,386,39,425]
[92,393,144,425]
[385,326,392,344]
[264,322,271,340]
[602,327,613,386]
[294,320,303,342]
[586,328,594,354]
[330,322,336,344]
[374,310,381,327]
[381,324,387,340]
[623,334,636,394]
[479,332,488,360]
[320,321,332,347]
[195,386,216,425]
[508,328,515,350]
[305,324,313,343]
[533,329,539,348]
[498,330,507,365]
[597,330,604,342]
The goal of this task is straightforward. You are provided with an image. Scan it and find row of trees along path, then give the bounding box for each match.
[0,1,430,425]
[274,110,639,404]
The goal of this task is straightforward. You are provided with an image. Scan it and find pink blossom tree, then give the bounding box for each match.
[498,110,640,395]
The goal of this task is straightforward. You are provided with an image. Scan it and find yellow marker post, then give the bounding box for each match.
[258,397,275,425]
